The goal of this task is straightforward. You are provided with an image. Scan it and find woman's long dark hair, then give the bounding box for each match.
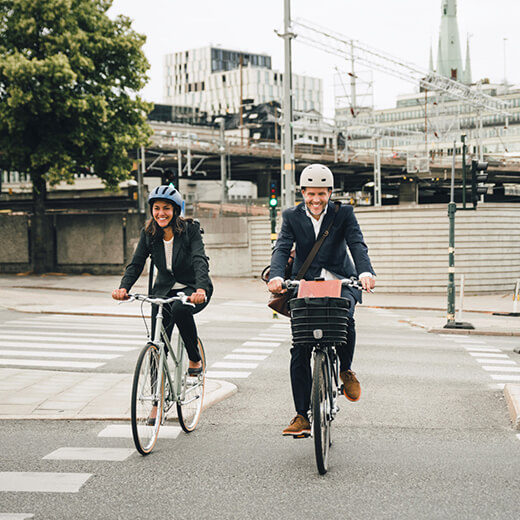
[145,202,192,239]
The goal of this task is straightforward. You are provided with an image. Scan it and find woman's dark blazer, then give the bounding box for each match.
[119,220,213,300]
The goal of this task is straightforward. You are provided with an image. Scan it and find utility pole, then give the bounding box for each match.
[444,139,474,329]
[373,137,382,206]
[219,119,228,205]
[461,134,467,208]
[138,146,146,214]
[280,0,295,209]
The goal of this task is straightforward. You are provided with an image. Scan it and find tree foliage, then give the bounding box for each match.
[0,0,153,188]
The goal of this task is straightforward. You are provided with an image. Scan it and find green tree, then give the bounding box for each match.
[0,0,153,272]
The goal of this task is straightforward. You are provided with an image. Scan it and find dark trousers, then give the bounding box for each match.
[290,288,356,417]
[151,289,209,363]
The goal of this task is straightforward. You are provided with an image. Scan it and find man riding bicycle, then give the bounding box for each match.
[267,164,376,436]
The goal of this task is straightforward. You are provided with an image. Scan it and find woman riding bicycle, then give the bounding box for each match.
[112,185,213,375]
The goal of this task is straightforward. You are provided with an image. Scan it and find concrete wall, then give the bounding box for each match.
[355,203,520,293]
[1,204,519,294]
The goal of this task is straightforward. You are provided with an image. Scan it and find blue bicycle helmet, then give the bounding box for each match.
[148,185,185,216]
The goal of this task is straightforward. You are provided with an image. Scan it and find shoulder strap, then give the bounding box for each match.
[295,201,341,280]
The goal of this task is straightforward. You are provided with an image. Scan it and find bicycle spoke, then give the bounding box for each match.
[131,343,164,455]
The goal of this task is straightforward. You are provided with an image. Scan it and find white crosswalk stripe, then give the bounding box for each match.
[0,315,142,370]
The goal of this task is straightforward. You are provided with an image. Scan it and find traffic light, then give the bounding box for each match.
[269,180,278,207]
[471,160,488,208]
[161,168,179,189]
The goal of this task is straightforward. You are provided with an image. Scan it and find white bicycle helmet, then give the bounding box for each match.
[299,164,334,189]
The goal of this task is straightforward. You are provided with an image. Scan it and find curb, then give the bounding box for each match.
[0,378,237,421]
[504,384,520,431]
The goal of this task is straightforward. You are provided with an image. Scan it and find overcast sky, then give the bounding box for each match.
[108,0,520,117]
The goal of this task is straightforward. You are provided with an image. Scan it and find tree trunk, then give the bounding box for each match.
[31,172,55,273]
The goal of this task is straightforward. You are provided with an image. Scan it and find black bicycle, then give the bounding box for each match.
[283,277,362,475]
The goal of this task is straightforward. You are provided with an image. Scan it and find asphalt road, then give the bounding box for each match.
[1,304,520,519]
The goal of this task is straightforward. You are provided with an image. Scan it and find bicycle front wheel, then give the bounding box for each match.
[312,350,331,475]
[177,337,206,433]
[131,343,164,455]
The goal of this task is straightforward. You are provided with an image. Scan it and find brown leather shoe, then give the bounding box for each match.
[282,414,311,436]
[340,370,361,402]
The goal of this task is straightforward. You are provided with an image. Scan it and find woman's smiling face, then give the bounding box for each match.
[152,200,175,228]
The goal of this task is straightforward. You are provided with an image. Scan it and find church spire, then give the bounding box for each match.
[463,36,472,84]
[436,0,464,82]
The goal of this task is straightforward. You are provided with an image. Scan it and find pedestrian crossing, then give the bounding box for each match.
[205,322,291,380]
[438,334,520,388]
[0,315,145,370]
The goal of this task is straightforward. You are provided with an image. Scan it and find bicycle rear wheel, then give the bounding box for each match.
[131,343,164,455]
[177,337,206,433]
[312,350,331,475]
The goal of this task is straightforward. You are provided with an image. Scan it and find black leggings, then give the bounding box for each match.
[151,290,208,363]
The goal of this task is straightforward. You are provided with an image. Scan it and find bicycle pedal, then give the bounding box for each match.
[292,433,310,439]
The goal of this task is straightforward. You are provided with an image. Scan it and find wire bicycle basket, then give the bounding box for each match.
[288,296,350,346]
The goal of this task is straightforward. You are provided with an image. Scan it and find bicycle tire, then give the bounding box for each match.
[312,350,331,475]
[177,337,206,433]
[131,343,164,455]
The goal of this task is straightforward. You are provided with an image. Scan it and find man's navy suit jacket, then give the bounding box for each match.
[269,201,375,303]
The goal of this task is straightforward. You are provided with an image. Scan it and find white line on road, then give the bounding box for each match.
[242,341,280,347]
[1,329,143,340]
[97,424,181,439]
[225,354,268,361]
[0,341,136,352]
[0,350,120,360]
[233,348,274,354]
[206,371,251,379]
[451,337,486,343]
[250,336,288,342]
[490,375,520,381]
[211,361,259,369]
[0,359,105,369]
[465,347,503,352]
[474,358,516,365]
[469,352,509,358]
[0,472,91,493]
[7,321,143,332]
[482,366,520,372]
[1,334,143,346]
[43,447,135,461]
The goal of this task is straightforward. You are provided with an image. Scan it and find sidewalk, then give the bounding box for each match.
[0,273,519,429]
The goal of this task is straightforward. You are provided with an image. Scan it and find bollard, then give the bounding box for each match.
[457,274,465,322]
[493,279,520,317]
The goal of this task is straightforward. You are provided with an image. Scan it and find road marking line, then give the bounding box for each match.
[233,348,273,354]
[43,447,135,461]
[242,341,280,347]
[1,335,142,346]
[8,322,143,332]
[0,342,136,352]
[482,366,520,372]
[465,347,503,352]
[97,424,181,439]
[212,361,259,369]
[516,434,520,441]
[0,350,120,360]
[468,352,508,358]
[452,337,486,343]
[488,383,505,389]
[490,375,520,381]
[206,370,251,379]
[251,336,288,342]
[0,514,34,519]
[1,329,141,339]
[225,354,268,361]
[474,358,515,365]
[0,472,91,493]
[0,359,104,369]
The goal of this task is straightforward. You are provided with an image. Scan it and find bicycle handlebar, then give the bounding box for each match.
[281,277,367,292]
[124,292,196,307]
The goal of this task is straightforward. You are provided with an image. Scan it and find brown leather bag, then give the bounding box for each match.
[266,202,340,317]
